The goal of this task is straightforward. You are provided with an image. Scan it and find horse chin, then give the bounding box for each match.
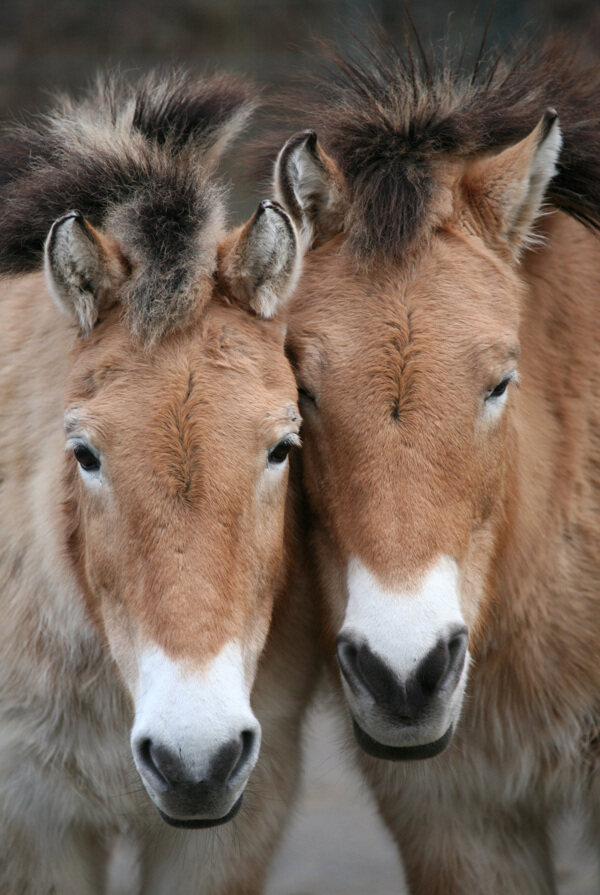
[156,795,244,829]
[352,718,454,761]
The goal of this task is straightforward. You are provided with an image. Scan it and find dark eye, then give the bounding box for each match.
[486,376,513,402]
[298,386,317,407]
[73,442,101,473]
[267,437,295,467]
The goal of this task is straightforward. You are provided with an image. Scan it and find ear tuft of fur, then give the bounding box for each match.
[220,201,301,319]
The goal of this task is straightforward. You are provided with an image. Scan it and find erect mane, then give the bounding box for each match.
[0,71,256,340]
[273,35,600,262]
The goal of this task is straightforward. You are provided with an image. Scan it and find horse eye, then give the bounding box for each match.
[267,437,294,466]
[73,443,101,473]
[486,376,512,401]
[298,386,317,407]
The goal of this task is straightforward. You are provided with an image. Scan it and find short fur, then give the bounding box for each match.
[0,72,318,895]
[268,34,600,261]
[0,71,255,340]
[272,31,600,895]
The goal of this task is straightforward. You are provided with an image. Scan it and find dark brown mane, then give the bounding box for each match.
[0,71,255,339]
[272,35,600,261]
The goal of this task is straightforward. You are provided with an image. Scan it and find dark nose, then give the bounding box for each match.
[135,729,257,809]
[337,627,468,722]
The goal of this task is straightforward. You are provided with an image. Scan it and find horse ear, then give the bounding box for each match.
[274,130,346,249]
[219,200,301,319]
[44,212,128,335]
[465,109,562,255]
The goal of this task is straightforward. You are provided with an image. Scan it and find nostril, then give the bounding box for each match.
[228,729,256,785]
[212,729,258,789]
[336,635,365,696]
[448,628,468,661]
[137,738,170,789]
[416,626,469,695]
[338,635,405,710]
[446,627,468,680]
[417,639,450,693]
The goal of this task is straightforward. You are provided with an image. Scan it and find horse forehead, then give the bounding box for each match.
[293,261,518,383]
[296,224,519,327]
[70,315,293,413]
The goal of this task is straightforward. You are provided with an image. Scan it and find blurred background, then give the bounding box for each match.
[1,0,599,121]
[3,2,599,893]
[1,0,599,220]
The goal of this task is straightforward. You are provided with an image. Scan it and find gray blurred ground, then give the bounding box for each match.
[265,698,600,895]
[265,698,405,895]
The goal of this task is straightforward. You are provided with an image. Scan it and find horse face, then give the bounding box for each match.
[277,115,560,758]
[287,238,521,757]
[48,204,301,825]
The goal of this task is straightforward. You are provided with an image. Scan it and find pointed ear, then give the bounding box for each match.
[274,130,346,249]
[219,200,301,319]
[465,109,562,255]
[44,212,128,335]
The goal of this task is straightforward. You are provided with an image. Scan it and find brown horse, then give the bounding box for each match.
[272,37,600,893]
[0,73,318,894]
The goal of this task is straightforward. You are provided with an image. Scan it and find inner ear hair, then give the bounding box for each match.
[464,109,562,256]
[44,212,128,335]
[274,129,346,249]
[507,109,562,246]
[218,200,301,320]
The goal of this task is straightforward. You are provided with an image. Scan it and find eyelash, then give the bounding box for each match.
[485,371,518,403]
[486,378,511,400]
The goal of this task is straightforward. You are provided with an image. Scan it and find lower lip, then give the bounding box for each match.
[157,794,243,829]
[352,719,453,761]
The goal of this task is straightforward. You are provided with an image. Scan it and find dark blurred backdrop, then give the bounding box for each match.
[3,0,599,115]
[1,0,598,213]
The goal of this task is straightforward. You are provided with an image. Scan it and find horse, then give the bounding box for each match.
[0,71,319,894]
[271,35,600,893]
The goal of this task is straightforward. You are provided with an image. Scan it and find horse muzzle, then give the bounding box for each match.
[129,640,261,827]
[133,726,260,827]
[337,628,468,761]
